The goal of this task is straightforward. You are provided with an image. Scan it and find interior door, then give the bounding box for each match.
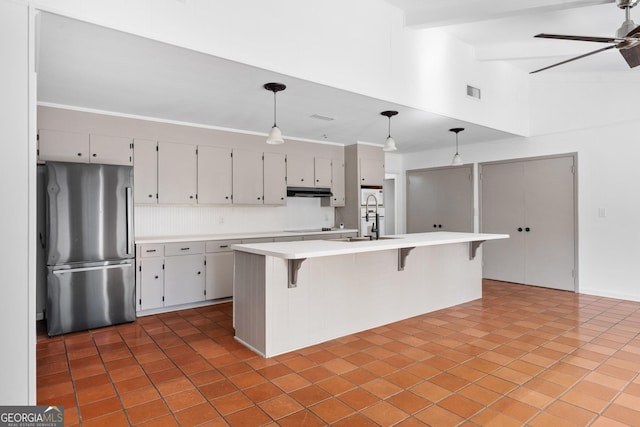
[523,156,575,291]
[481,161,527,284]
[406,170,440,233]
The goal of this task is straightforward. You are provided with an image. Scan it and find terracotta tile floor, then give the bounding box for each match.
[37,280,640,426]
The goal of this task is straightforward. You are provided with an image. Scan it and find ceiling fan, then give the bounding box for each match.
[531,0,640,73]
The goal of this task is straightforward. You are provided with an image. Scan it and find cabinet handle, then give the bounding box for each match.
[146,249,156,253]
[197,271,201,275]
[154,275,159,279]
[517,227,523,232]
[301,179,304,182]
[225,196,229,199]
[219,245,229,248]
[257,197,261,200]
[92,153,97,157]
[525,227,531,232]
[181,247,190,251]
[189,195,194,199]
[438,224,442,228]
[433,224,437,228]
[148,194,153,198]
[77,153,82,156]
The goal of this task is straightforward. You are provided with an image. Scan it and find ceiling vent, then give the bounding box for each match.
[466,85,481,100]
[310,114,335,121]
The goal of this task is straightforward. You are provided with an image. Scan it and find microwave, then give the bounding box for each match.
[361,188,383,206]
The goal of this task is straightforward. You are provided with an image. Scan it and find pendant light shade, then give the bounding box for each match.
[449,127,464,166]
[381,110,398,152]
[264,82,286,145]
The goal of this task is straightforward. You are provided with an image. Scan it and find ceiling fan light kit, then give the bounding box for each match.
[531,0,640,73]
[264,82,286,144]
[450,127,464,166]
[380,110,399,152]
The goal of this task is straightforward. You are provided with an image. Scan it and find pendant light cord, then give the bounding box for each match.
[273,92,277,128]
[455,133,459,155]
[388,116,392,139]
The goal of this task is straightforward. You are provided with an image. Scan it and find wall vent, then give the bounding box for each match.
[466,85,481,100]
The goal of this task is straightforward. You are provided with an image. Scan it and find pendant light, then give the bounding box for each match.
[264,82,286,144]
[449,127,464,166]
[380,110,398,152]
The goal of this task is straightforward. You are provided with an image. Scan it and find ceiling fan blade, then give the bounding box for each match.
[530,45,617,74]
[534,33,620,43]
[620,44,640,67]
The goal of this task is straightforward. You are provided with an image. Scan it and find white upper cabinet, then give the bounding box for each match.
[360,158,385,187]
[38,129,133,165]
[331,159,345,206]
[38,129,89,163]
[314,157,332,188]
[232,149,264,204]
[158,141,198,204]
[133,139,158,204]
[263,152,287,205]
[89,134,133,165]
[287,153,315,188]
[198,146,232,205]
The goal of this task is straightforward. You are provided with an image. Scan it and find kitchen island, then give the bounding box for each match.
[232,232,508,358]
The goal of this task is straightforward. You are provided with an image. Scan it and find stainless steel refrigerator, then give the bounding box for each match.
[46,161,135,336]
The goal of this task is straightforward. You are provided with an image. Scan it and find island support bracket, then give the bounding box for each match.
[469,240,486,260]
[288,258,306,288]
[398,247,415,271]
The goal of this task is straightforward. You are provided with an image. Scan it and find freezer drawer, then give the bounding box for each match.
[47,260,135,336]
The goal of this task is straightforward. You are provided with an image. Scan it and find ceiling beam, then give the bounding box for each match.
[401,0,615,28]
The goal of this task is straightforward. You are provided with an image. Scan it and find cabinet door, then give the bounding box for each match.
[263,152,286,205]
[164,255,205,306]
[139,258,164,311]
[360,158,384,187]
[314,157,332,188]
[233,149,264,204]
[38,129,89,163]
[158,141,198,204]
[89,134,133,165]
[198,146,232,204]
[331,159,345,206]
[287,154,314,187]
[133,139,158,204]
[205,252,234,300]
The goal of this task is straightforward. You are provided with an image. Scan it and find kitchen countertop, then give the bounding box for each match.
[232,231,509,259]
[135,228,358,244]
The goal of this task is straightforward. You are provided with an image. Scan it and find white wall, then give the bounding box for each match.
[31,0,529,136]
[402,116,640,302]
[0,0,35,404]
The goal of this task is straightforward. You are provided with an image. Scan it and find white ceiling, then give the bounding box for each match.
[37,1,638,154]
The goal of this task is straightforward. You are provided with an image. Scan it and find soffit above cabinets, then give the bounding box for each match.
[36,12,516,154]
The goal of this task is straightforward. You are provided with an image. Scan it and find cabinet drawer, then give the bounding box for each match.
[139,244,164,258]
[206,239,242,253]
[164,241,205,256]
[241,238,275,244]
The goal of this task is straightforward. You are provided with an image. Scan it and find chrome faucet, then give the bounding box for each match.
[365,194,380,240]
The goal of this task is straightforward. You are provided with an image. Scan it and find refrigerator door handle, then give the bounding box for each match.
[126,187,133,255]
[52,263,133,275]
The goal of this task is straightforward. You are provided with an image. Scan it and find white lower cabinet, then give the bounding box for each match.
[205,253,234,300]
[164,254,205,306]
[139,258,165,311]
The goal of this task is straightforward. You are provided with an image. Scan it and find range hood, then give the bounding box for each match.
[287,186,333,198]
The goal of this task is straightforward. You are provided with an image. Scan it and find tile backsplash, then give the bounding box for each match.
[134,197,335,237]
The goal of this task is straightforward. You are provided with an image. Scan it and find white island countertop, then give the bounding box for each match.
[232,231,509,259]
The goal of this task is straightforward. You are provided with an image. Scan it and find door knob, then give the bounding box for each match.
[438,224,442,228]
[525,227,530,232]
[518,227,523,232]
[433,224,437,228]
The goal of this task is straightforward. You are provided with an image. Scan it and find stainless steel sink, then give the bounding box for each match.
[330,236,401,242]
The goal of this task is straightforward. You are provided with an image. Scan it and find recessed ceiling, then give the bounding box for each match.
[36,12,516,154]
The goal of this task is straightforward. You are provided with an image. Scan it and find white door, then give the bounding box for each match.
[523,156,575,291]
[232,149,264,204]
[38,129,89,163]
[89,134,133,165]
[164,255,205,306]
[139,258,164,311]
[314,157,332,188]
[287,153,315,188]
[205,252,234,299]
[481,156,576,291]
[481,161,527,284]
